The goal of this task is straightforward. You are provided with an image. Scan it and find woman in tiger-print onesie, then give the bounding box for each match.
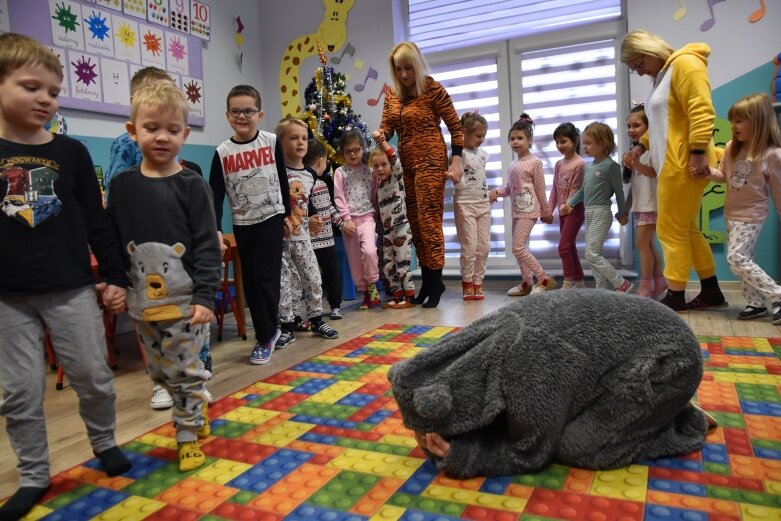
[377,41,464,309]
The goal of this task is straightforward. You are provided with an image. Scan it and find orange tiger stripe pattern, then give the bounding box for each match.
[380,77,463,270]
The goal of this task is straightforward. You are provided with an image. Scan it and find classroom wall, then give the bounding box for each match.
[12,1,778,280]
[256,0,397,132]
[625,0,780,280]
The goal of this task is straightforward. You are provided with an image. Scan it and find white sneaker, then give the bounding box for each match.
[204,385,214,404]
[150,384,173,410]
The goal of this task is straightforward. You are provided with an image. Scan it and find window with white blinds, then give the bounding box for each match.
[518,39,624,268]
[409,0,621,53]
[430,37,626,271]
[429,57,508,259]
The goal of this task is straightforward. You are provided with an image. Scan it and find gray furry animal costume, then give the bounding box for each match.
[388,290,708,478]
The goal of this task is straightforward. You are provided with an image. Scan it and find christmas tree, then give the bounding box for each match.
[301,45,373,165]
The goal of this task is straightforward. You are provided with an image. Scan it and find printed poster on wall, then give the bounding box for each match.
[123,0,147,20]
[50,0,85,50]
[147,0,168,27]
[169,0,189,33]
[139,22,165,68]
[47,45,70,97]
[190,0,208,40]
[68,48,101,102]
[99,57,129,105]
[96,0,120,10]
[182,75,202,118]
[82,6,114,57]
[7,0,206,125]
[165,30,188,75]
[0,0,11,34]
[111,14,141,63]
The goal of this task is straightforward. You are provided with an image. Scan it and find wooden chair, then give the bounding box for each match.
[215,238,247,341]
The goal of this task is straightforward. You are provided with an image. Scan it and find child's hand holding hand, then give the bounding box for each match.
[560,204,571,216]
[617,214,628,226]
[97,283,126,314]
[190,304,214,325]
[342,220,356,236]
[541,214,553,224]
[372,131,386,145]
[309,215,324,235]
[446,155,463,184]
[488,189,498,203]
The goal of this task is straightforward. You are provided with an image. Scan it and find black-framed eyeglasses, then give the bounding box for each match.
[628,56,645,75]
[344,147,363,155]
[228,108,259,118]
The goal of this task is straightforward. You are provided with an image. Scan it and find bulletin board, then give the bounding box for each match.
[2,0,210,126]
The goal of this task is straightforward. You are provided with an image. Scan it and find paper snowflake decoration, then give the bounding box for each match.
[116,23,136,48]
[52,2,80,33]
[168,36,186,61]
[71,55,98,86]
[143,31,162,56]
[85,11,110,41]
[184,80,202,104]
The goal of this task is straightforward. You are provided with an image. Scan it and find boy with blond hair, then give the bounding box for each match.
[0,33,131,519]
[275,117,339,349]
[107,65,214,410]
[107,81,221,472]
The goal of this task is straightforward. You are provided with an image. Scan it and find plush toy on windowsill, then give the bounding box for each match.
[388,290,710,478]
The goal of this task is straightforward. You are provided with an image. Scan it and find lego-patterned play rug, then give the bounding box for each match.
[15,326,781,521]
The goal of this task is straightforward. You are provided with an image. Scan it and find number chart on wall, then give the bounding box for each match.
[4,0,210,126]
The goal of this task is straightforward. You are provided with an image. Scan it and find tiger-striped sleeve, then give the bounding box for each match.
[429,78,464,156]
[380,88,399,141]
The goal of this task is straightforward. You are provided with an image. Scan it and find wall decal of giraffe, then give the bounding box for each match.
[279,0,356,117]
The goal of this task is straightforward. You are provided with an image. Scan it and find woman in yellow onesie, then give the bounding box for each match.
[620,30,726,312]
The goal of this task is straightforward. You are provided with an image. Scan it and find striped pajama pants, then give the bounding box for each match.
[584,205,626,290]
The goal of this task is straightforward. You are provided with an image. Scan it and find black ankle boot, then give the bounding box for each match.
[415,267,430,304]
[422,268,446,308]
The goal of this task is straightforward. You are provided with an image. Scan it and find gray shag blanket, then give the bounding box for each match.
[388,290,708,478]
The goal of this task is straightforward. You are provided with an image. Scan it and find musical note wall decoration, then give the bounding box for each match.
[354,66,378,92]
[748,0,766,22]
[367,82,389,107]
[331,41,355,64]
[673,0,687,21]
[700,0,725,31]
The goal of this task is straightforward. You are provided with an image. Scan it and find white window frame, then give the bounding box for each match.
[425,20,633,275]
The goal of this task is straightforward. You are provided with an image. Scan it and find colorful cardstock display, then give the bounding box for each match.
[95,0,120,10]
[147,0,168,27]
[189,0,208,40]
[49,0,85,49]
[139,22,165,68]
[122,0,147,20]
[100,56,129,105]
[7,0,205,125]
[7,325,781,521]
[83,6,115,57]
[182,75,202,117]
[68,48,101,101]
[111,14,141,63]
[165,31,187,75]
[169,0,188,33]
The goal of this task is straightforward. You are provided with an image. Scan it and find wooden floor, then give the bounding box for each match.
[1,279,779,498]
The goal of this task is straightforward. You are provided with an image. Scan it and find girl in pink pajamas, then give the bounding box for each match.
[489,115,555,296]
[334,130,381,309]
